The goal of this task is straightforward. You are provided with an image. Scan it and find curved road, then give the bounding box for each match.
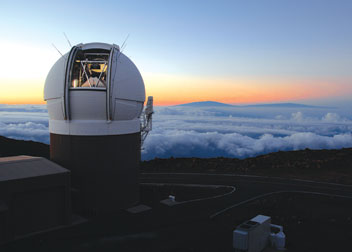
[140,172,352,219]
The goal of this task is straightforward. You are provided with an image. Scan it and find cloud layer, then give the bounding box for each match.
[0,105,49,143]
[142,105,352,159]
[1,104,352,160]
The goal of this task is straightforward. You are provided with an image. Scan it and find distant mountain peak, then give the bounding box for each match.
[244,103,321,108]
[176,101,233,107]
[175,101,325,108]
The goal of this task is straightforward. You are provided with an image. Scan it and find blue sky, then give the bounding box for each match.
[0,0,351,105]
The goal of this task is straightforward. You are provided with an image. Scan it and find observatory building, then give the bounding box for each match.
[44,42,152,215]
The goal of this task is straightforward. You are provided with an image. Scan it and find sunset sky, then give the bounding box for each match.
[0,0,351,106]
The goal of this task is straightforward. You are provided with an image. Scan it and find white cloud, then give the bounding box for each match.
[322,112,344,123]
[142,130,352,160]
[0,121,49,143]
[142,106,352,159]
[1,104,352,160]
[291,111,305,121]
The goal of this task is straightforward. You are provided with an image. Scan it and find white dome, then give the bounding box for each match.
[44,42,146,136]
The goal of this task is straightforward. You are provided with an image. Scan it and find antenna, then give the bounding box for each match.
[52,43,66,59]
[116,34,130,61]
[120,34,130,52]
[113,34,131,84]
[63,32,72,48]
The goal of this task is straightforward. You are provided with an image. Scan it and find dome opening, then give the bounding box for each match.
[69,48,111,89]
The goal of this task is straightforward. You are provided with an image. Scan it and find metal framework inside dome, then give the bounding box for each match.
[70,50,110,89]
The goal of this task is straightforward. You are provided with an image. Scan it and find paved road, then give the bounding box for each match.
[140,172,352,219]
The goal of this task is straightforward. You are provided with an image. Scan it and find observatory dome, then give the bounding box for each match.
[44,42,146,136]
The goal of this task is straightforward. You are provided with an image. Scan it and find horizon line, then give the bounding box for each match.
[0,100,323,107]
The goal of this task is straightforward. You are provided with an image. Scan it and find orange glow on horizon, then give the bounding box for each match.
[0,79,45,105]
[1,100,45,105]
[1,74,351,106]
[145,74,351,106]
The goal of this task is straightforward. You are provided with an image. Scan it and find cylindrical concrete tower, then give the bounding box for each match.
[44,42,145,215]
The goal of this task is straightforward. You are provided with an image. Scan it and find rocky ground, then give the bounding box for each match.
[1,135,351,184]
[141,148,352,184]
[0,136,49,159]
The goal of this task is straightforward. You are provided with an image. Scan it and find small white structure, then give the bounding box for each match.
[233,215,271,252]
[269,224,286,250]
[160,195,178,206]
[168,195,176,202]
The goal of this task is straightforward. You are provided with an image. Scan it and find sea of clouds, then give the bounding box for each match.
[1,104,352,160]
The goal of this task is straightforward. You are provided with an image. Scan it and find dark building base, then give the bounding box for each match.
[50,133,141,216]
[0,156,71,243]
